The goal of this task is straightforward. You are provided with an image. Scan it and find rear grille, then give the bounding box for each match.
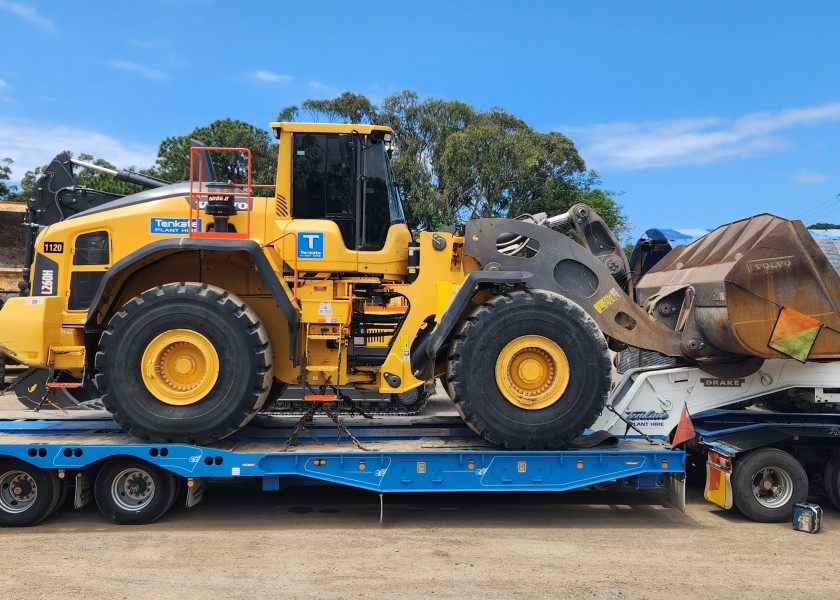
[73,231,109,265]
[275,195,289,217]
[68,271,105,310]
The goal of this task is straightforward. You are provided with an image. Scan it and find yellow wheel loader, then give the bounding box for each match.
[1,121,838,449]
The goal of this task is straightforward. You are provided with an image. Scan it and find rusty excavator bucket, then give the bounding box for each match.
[634,214,840,362]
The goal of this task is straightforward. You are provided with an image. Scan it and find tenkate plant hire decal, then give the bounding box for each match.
[150,217,202,235]
[623,410,669,425]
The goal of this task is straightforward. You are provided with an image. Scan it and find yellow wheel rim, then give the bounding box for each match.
[141,329,219,406]
[495,335,570,410]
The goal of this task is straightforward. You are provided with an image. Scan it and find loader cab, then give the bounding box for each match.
[291,129,405,252]
[273,122,406,245]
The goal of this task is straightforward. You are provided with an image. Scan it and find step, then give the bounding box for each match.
[50,346,85,354]
[303,394,339,402]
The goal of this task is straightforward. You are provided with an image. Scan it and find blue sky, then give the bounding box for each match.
[2,1,840,239]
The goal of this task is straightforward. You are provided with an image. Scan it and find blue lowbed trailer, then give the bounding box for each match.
[0,412,685,526]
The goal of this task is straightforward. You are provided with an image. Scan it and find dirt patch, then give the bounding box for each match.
[0,385,838,599]
[0,207,25,269]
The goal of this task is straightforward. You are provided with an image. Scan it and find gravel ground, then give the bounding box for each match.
[1,379,838,599]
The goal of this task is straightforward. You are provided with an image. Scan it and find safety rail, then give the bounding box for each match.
[262,231,300,301]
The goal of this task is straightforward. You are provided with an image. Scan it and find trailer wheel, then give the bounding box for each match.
[95,283,274,444]
[447,290,610,450]
[823,453,840,511]
[94,458,177,525]
[0,459,62,527]
[732,448,807,522]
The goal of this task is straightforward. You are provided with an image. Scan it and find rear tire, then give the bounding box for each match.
[447,290,610,450]
[823,453,840,511]
[94,458,177,525]
[732,448,807,522]
[95,283,274,444]
[0,459,61,527]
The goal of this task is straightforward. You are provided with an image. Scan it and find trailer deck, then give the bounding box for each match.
[0,411,683,494]
[0,408,686,525]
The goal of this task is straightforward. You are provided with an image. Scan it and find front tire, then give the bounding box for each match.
[447,290,610,450]
[95,283,274,444]
[823,453,840,511]
[732,448,807,522]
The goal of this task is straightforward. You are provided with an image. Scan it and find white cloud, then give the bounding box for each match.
[791,169,830,184]
[254,70,292,83]
[0,0,54,31]
[0,78,11,103]
[107,60,168,82]
[307,80,334,93]
[570,103,840,171]
[0,118,158,182]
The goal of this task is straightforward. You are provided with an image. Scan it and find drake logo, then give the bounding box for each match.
[701,378,745,387]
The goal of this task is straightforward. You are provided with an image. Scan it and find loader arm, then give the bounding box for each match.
[461,217,684,357]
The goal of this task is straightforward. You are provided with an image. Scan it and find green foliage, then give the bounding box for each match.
[6,91,626,242]
[151,118,277,196]
[0,157,19,201]
[278,91,378,124]
[808,222,840,230]
[73,154,145,195]
[280,89,625,235]
[379,91,477,230]
[513,170,627,238]
[14,164,41,202]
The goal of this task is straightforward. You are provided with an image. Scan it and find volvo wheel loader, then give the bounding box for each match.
[1,121,839,450]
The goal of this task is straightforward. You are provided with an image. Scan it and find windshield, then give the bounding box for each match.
[360,139,406,250]
[364,140,406,224]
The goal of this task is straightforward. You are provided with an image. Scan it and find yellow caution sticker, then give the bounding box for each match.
[594,288,620,314]
[400,334,410,350]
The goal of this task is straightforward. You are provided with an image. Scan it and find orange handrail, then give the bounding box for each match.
[261,231,299,301]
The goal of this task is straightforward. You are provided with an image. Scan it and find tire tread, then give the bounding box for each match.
[95,283,274,444]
